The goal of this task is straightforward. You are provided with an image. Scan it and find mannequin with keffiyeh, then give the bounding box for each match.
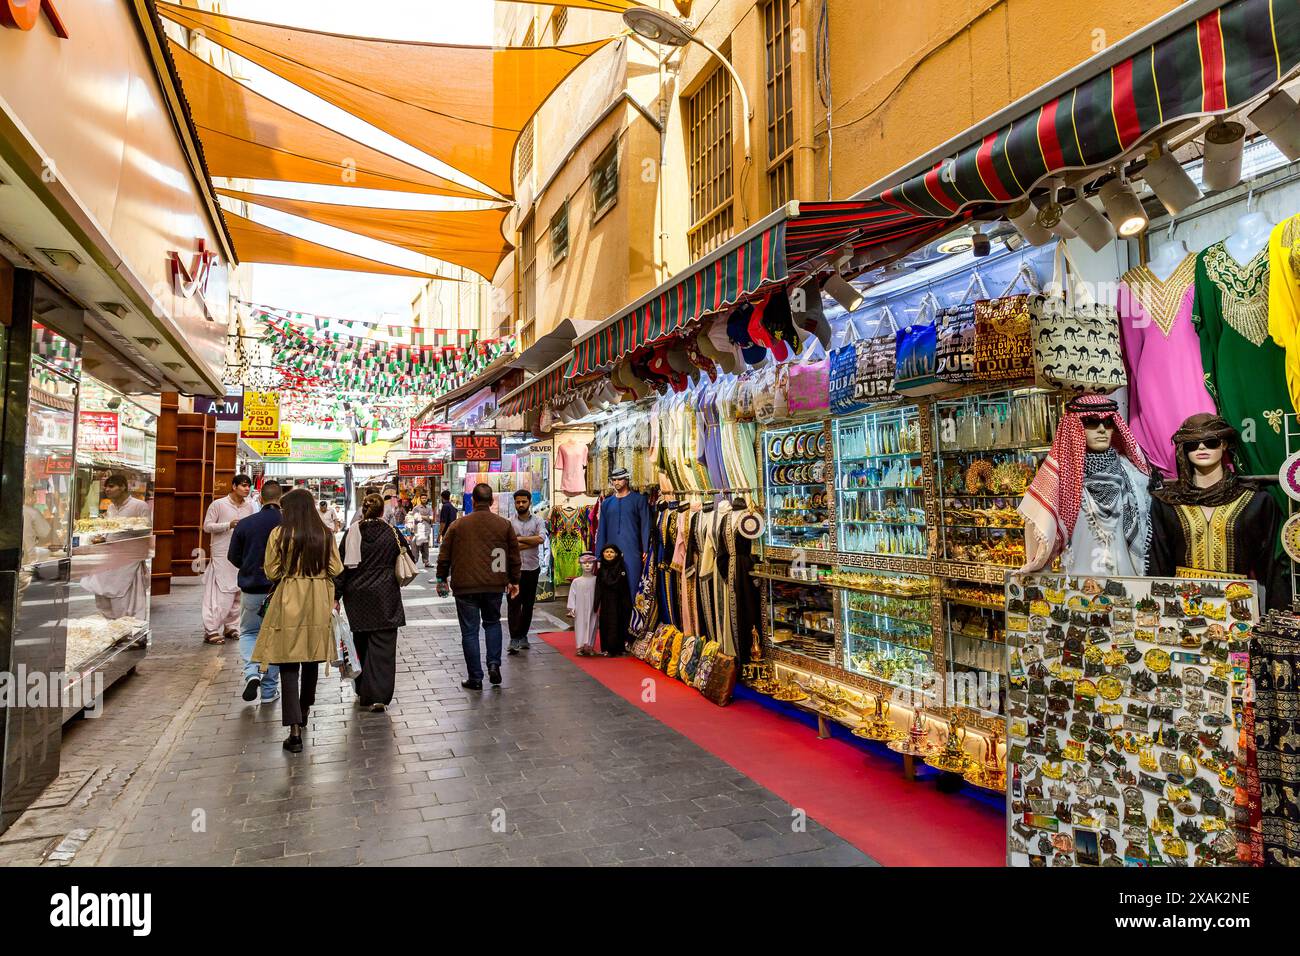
[1018,395,1154,575]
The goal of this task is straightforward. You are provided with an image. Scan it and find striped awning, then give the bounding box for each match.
[499,352,598,416]
[882,0,1300,217]
[566,200,955,378]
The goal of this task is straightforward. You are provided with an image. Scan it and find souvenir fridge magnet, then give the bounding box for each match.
[1282,512,1300,563]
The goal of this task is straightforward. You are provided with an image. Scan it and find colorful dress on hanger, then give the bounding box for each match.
[1268,214,1300,413]
[678,509,700,636]
[547,507,588,585]
[1194,241,1289,514]
[1118,257,1216,476]
[656,505,679,628]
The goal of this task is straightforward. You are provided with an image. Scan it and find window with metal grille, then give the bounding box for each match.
[550,8,567,42]
[517,22,536,182]
[591,140,619,221]
[763,0,795,210]
[519,214,537,337]
[549,201,569,265]
[686,63,734,259]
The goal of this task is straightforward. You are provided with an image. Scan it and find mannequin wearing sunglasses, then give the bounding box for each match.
[1148,414,1289,610]
[1019,395,1153,575]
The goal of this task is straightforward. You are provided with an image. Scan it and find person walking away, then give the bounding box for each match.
[228,480,283,705]
[337,493,413,711]
[507,489,547,655]
[200,474,256,645]
[594,467,651,603]
[437,483,520,690]
[594,544,632,656]
[407,492,434,567]
[567,551,598,655]
[252,488,342,753]
[80,474,151,620]
[437,490,457,546]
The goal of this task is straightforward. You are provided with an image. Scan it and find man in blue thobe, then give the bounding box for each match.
[595,467,650,601]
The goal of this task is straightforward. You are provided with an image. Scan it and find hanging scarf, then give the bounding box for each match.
[1019,394,1150,572]
[1083,447,1143,549]
[1152,413,1259,507]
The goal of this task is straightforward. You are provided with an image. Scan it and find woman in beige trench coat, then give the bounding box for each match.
[252,488,342,753]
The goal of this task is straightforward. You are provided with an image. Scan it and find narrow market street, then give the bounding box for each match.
[0,579,876,868]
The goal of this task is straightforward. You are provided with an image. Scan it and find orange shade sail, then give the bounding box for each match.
[222,209,458,279]
[508,0,634,8]
[169,41,489,199]
[217,188,512,281]
[158,2,613,197]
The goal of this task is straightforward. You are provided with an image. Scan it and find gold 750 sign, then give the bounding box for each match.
[0,1,69,38]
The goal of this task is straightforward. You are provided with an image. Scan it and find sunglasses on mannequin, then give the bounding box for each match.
[1182,438,1224,452]
[1080,415,1115,430]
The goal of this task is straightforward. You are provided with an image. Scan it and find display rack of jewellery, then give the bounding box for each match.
[751,383,1066,784]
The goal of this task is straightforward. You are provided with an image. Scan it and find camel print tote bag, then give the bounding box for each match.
[1028,244,1124,394]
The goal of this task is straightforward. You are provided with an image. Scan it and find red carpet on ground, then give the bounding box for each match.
[540,631,1004,866]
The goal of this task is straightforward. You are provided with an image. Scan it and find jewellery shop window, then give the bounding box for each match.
[835,568,934,690]
[762,421,829,552]
[833,405,925,557]
[933,387,1060,568]
[69,376,157,669]
[767,579,834,665]
[942,580,1007,718]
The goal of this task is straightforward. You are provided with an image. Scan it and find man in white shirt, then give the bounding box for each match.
[507,490,547,655]
[200,474,256,645]
[80,474,153,619]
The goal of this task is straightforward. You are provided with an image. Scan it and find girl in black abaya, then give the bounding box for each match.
[594,544,632,657]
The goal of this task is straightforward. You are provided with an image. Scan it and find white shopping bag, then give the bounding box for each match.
[332,611,361,680]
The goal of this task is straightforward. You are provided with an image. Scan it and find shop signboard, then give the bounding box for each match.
[193,393,245,421]
[451,433,501,462]
[409,421,442,454]
[397,458,444,477]
[240,391,279,439]
[262,428,292,458]
[78,410,119,452]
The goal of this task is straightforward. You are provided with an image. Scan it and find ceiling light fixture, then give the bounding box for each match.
[37,248,82,273]
[1248,89,1300,161]
[971,225,991,257]
[1035,180,1078,240]
[1008,198,1053,246]
[1099,171,1148,238]
[822,273,864,313]
[1062,194,1116,252]
[623,7,752,160]
[1201,120,1245,192]
[1143,142,1201,215]
[97,302,129,320]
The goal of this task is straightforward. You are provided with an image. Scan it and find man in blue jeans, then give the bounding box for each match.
[436,483,521,690]
[227,479,283,704]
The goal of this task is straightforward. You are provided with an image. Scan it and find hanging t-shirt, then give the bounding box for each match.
[557,441,589,495]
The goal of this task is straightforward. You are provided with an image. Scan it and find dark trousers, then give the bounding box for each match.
[507,568,541,645]
[415,542,430,567]
[455,592,502,682]
[279,662,318,727]
[353,628,398,706]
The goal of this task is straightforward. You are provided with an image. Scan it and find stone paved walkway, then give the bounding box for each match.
[0,578,873,867]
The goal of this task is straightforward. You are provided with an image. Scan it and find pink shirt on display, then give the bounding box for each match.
[558,442,589,495]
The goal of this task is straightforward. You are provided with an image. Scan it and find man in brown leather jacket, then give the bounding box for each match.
[437,483,521,690]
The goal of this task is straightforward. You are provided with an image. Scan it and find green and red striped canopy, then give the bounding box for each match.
[883,0,1300,217]
[499,353,599,416]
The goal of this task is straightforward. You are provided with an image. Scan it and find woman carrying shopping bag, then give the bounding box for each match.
[336,493,414,711]
[253,488,343,754]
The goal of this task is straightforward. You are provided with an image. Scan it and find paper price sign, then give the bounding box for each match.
[241,391,280,439]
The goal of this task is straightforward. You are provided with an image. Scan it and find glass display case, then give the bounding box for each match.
[942,581,1007,717]
[762,421,831,552]
[833,567,934,690]
[932,387,1059,567]
[69,375,156,674]
[766,577,835,665]
[833,405,925,557]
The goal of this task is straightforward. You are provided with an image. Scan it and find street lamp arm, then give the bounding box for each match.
[688,33,753,162]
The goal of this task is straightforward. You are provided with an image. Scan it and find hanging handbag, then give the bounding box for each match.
[855,303,900,404]
[974,260,1040,382]
[893,292,955,396]
[829,316,865,415]
[389,524,418,587]
[1029,244,1125,394]
[935,270,989,384]
[786,335,830,413]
